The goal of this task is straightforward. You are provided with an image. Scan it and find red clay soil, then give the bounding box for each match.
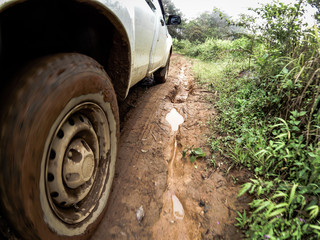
[0,54,251,240]
[92,54,251,240]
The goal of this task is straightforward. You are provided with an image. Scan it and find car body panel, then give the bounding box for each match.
[0,0,172,94]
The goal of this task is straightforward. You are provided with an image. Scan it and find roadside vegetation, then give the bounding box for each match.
[167,0,320,239]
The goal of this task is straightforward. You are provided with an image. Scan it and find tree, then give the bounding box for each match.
[307,0,320,23]
[183,10,238,42]
[162,0,185,39]
[161,0,242,42]
[249,0,307,55]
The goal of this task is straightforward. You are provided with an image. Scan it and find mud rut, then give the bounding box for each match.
[0,54,250,240]
[92,54,250,240]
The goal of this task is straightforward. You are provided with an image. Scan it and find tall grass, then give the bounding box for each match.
[173,37,252,62]
[173,24,320,239]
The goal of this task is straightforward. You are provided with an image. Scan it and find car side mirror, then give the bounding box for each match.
[167,15,181,25]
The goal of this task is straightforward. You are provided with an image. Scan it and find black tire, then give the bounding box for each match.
[154,56,170,83]
[0,53,119,240]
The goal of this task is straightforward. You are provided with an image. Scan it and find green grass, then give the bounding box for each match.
[192,60,225,84]
[173,31,320,239]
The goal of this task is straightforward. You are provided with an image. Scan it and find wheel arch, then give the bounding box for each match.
[0,0,132,99]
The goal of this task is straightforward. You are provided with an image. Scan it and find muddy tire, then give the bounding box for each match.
[154,56,170,83]
[0,53,119,239]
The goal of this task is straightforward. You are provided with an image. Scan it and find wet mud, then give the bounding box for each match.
[92,54,251,240]
[0,54,251,240]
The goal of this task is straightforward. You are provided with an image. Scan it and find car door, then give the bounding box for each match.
[129,0,158,85]
[149,0,168,72]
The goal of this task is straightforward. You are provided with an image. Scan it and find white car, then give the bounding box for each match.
[0,0,180,239]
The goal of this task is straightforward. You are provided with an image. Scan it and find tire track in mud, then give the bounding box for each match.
[0,54,251,240]
[91,54,251,240]
[91,70,178,239]
[152,65,196,240]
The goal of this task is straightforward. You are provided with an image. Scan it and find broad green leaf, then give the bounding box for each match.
[194,148,206,157]
[249,184,256,194]
[298,111,307,117]
[274,202,288,209]
[310,224,320,230]
[282,67,289,74]
[275,133,288,139]
[257,186,263,196]
[271,191,287,200]
[267,208,287,218]
[190,156,197,163]
[253,200,271,213]
[236,211,243,218]
[238,182,252,197]
[306,205,319,219]
[308,152,318,158]
[293,120,300,125]
[288,183,298,205]
[255,149,270,158]
[274,142,286,151]
[182,149,187,158]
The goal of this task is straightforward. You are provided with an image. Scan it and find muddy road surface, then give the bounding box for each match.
[0,54,250,240]
[92,54,250,240]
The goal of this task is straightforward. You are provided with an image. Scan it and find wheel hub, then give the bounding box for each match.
[47,114,99,208]
[63,139,95,189]
[44,108,110,224]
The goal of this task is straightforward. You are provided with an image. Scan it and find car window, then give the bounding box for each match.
[157,0,166,22]
[145,0,156,11]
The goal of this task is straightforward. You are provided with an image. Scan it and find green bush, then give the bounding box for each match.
[173,37,252,61]
[173,1,320,238]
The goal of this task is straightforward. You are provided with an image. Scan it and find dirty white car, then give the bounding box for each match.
[0,0,180,239]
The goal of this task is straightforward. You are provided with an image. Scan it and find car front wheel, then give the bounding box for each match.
[0,53,119,239]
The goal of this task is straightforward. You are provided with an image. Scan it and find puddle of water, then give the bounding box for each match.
[163,108,186,221]
[168,139,178,179]
[178,67,186,82]
[166,108,184,131]
[172,194,185,220]
[178,66,188,88]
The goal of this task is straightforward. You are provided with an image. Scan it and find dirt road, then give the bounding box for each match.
[91,54,250,240]
[0,54,250,240]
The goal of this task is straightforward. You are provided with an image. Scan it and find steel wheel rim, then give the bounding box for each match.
[45,102,110,224]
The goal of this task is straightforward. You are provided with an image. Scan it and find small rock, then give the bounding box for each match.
[199,199,205,207]
[169,220,175,224]
[201,173,206,180]
[136,205,145,223]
